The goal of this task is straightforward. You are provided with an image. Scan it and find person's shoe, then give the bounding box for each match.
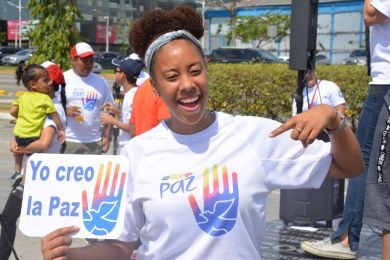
[301,238,356,259]
[10,172,22,189]
[12,183,24,199]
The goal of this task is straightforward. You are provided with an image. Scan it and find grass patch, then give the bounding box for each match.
[0,65,16,71]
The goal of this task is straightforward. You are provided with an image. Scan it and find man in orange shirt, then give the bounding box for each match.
[130,78,170,136]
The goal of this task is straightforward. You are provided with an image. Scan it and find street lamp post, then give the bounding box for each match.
[7,0,23,48]
[196,0,206,52]
[104,16,109,53]
[18,0,22,48]
[201,0,205,50]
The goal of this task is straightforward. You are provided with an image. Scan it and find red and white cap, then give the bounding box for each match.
[70,42,95,58]
[41,61,65,85]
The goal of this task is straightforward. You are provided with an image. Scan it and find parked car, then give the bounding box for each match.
[277,55,289,62]
[342,49,367,65]
[1,48,36,65]
[92,62,103,74]
[0,47,21,64]
[208,48,284,64]
[316,54,331,65]
[94,51,123,69]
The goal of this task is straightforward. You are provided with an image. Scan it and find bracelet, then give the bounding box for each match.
[324,111,346,136]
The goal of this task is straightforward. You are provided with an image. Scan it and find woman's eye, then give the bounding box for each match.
[166,75,178,81]
[190,69,201,75]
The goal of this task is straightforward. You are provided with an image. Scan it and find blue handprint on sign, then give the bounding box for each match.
[188,165,239,236]
[82,90,98,111]
[82,161,126,236]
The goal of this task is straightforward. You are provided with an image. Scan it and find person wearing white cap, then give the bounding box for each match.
[63,42,115,154]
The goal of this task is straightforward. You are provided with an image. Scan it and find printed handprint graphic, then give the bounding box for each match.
[188,165,239,236]
[82,161,126,236]
[82,90,98,111]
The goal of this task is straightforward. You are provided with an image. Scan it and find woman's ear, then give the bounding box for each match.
[150,78,160,97]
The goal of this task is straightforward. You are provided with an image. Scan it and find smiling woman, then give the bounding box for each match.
[40,5,364,260]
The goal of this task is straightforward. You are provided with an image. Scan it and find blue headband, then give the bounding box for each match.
[144,30,203,72]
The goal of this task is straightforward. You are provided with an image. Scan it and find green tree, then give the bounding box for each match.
[0,32,7,45]
[219,14,290,48]
[116,18,133,54]
[212,0,238,47]
[27,0,82,70]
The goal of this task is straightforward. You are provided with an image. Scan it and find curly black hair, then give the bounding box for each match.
[129,5,204,59]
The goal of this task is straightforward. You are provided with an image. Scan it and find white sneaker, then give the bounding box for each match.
[301,238,356,259]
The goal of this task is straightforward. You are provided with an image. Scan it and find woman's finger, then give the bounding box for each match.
[269,119,295,138]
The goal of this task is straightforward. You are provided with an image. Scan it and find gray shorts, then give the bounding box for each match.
[63,141,103,155]
[363,91,390,231]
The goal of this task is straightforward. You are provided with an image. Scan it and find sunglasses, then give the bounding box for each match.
[114,69,122,73]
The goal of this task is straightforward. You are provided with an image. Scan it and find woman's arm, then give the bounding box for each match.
[9,105,18,118]
[10,126,56,154]
[335,103,346,116]
[269,104,364,179]
[325,110,364,178]
[49,112,65,143]
[99,113,132,134]
[364,0,388,26]
[41,226,136,260]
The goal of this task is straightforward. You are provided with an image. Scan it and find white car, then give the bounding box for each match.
[1,48,36,65]
[342,49,367,65]
[92,62,102,73]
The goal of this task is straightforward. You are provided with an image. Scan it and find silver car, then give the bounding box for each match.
[92,62,103,74]
[342,49,367,65]
[1,48,36,65]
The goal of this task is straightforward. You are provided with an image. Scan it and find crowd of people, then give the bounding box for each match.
[0,1,388,259]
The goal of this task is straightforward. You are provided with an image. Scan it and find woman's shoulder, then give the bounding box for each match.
[216,112,282,137]
[217,111,281,127]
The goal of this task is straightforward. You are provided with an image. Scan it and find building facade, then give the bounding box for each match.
[0,0,366,63]
[0,0,196,53]
[205,0,365,64]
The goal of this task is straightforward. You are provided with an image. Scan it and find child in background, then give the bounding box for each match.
[100,57,143,152]
[9,64,65,197]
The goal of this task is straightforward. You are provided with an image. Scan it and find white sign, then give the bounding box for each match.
[19,153,129,239]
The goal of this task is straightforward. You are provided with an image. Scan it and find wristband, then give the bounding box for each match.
[324,111,346,136]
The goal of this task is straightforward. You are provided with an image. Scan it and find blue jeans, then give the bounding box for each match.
[331,85,390,251]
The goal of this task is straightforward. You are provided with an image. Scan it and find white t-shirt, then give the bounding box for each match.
[370,0,390,85]
[136,71,150,87]
[292,80,346,116]
[64,69,114,143]
[43,99,66,153]
[119,112,331,259]
[118,87,137,151]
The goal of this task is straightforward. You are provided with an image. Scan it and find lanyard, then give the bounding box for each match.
[376,104,390,183]
[308,80,322,109]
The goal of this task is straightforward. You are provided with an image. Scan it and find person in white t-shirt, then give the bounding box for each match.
[40,6,363,260]
[292,70,346,142]
[301,1,390,259]
[63,42,115,154]
[128,52,150,87]
[0,62,67,260]
[99,57,143,153]
[292,70,346,116]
